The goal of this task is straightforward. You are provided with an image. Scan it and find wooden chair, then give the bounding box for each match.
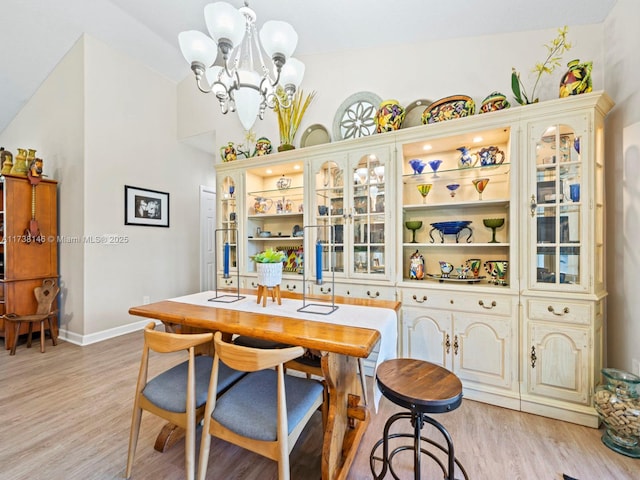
[198,331,325,480]
[233,334,369,406]
[3,278,59,355]
[125,323,245,480]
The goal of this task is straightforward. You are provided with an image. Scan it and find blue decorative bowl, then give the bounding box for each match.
[430,221,473,243]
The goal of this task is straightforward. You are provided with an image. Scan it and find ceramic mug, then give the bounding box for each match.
[318,205,329,216]
[439,261,454,278]
[466,258,481,278]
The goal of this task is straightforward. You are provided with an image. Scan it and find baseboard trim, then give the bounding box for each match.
[58,319,162,346]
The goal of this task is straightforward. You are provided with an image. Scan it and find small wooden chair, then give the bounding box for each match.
[198,331,325,480]
[125,323,245,480]
[3,278,59,355]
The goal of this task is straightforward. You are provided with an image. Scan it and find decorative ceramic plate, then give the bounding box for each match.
[403,99,432,128]
[421,95,475,124]
[426,273,485,283]
[300,124,331,147]
[332,91,382,141]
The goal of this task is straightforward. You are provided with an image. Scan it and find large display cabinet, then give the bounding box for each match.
[0,173,58,350]
[308,143,395,301]
[397,122,521,408]
[519,102,610,427]
[213,91,613,426]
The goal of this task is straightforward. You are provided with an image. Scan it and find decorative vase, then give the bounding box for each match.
[374,100,406,133]
[256,262,283,287]
[559,59,593,98]
[277,143,295,152]
[220,142,237,162]
[594,368,640,458]
[0,148,13,175]
[10,148,28,175]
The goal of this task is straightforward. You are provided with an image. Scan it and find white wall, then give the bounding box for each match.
[603,0,640,373]
[0,35,215,343]
[0,37,86,337]
[177,25,606,157]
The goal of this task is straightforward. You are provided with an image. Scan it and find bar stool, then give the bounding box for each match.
[370,359,468,480]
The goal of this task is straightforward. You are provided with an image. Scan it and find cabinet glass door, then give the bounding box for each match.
[351,154,386,276]
[533,123,582,287]
[312,149,389,281]
[220,175,238,270]
[315,160,346,275]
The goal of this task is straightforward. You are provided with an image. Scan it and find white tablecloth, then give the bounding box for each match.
[168,291,398,410]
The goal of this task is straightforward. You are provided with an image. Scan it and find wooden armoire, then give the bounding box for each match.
[0,173,58,350]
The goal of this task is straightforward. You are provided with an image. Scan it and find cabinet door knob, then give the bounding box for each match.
[412,295,427,303]
[445,334,451,354]
[478,299,497,309]
[454,335,459,356]
[367,290,380,299]
[548,305,570,316]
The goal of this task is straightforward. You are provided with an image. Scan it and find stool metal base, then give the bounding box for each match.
[370,411,468,480]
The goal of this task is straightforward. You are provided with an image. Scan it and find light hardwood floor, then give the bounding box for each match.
[1,331,637,480]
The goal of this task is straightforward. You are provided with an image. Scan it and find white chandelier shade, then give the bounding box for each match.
[179,1,305,130]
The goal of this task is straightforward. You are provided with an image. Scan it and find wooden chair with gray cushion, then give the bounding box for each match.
[125,323,245,480]
[3,278,59,355]
[198,331,325,480]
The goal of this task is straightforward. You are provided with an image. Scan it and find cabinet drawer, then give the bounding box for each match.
[526,298,592,325]
[310,282,396,301]
[401,288,513,316]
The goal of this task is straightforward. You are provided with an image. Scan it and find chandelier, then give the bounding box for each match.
[178,1,305,131]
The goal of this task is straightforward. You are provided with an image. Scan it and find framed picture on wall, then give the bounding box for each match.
[124,185,170,227]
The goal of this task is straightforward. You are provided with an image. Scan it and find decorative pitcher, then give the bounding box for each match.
[253,197,273,214]
[10,148,28,175]
[559,59,593,98]
[457,146,477,168]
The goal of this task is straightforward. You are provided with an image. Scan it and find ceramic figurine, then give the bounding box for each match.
[439,261,454,278]
[559,59,593,98]
[409,250,425,280]
[374,100,406,133]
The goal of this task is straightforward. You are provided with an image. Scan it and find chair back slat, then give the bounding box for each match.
[33,279,59,315]
[213,332,304,372]
[144,323,213,353]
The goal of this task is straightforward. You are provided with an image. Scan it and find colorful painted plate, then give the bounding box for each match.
[421,95,475,124]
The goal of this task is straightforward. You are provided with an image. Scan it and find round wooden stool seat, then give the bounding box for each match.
[370,359,468,480]
[376,358,463,413]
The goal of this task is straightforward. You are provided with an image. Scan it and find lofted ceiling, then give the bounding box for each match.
[0,0,617,135]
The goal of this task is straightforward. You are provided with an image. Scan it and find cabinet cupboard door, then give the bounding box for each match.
[453,313,515,390]
[402,307,451,369]
[525,321,591,405]
[526,114,591,293]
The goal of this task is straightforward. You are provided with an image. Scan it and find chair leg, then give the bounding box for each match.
[10,321,21,355]
[125,405,143,479]
[358,358,368,406]
[40,320,46,353]
[49,318,58,346]
[27,322,33,348]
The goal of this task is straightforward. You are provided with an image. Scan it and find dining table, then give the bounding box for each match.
[128,288,400,480]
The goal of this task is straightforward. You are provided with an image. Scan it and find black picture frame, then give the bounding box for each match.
[124,185,170,227]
